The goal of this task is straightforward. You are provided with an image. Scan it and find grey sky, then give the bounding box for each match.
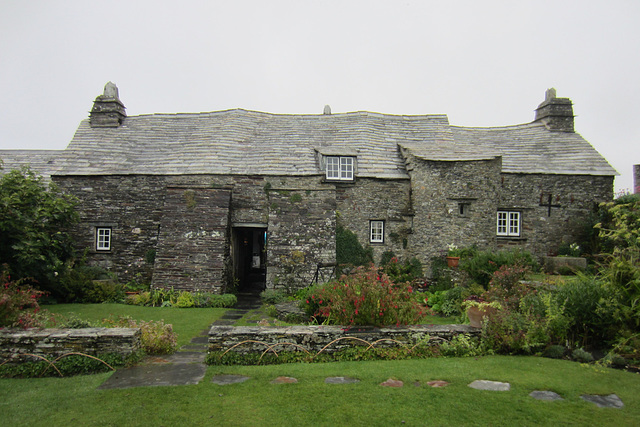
[1,0,638,192]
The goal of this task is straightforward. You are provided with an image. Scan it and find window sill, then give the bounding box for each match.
[497,236,527,242]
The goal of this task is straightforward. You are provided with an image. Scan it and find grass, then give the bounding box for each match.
[1,356,639,425]
[44,303,227,347]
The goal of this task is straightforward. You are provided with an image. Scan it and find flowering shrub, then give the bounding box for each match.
[0,268,46,328]
[304,265,427,327]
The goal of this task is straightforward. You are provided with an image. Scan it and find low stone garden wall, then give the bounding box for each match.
[209,324,479,355]
[0,328,141,363]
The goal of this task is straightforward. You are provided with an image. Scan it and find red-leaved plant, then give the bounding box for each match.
[305,265,427,327]
[0,267,46,328]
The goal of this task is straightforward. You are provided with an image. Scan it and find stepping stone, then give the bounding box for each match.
[163,351,206,364]
[427,380,450,388]
[580,394,624,408]
[212,320,235,326]
[271,376,298,384]
[380,378,404,388]
[220,313,245,320]
[324,376,360,384]
[190,336,209,344]
[98,363,207,389]
[468,380,510,391]
[211,374,251,385]
[180,344,207,352]
[530,390,564,401]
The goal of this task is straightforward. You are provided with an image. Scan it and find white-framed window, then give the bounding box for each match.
[96,227,112,251]
[497,211,520,237]
[325,156,354,180]
[370,220,384,243]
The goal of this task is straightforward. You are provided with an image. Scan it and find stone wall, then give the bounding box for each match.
[209,324,479,354]
[54,167,614,291]
[55,175,167,284]
[335,177,413,263]
[498,173,614,256]
[265,178,336,290]
[0,327,141,363]
[405,156,502,271]
[152,185,232,292]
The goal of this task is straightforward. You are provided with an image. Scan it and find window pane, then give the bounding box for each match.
[326,157,339,179]
[496,212,507,235]
[340,157,353,179]
[509,212,520,236]
[96,228,111,251]
[370,220,384,243]
[496,211,520,237]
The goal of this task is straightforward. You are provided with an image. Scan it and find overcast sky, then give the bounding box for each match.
[1,0,638,193]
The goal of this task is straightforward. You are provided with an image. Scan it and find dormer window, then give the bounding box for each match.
[326,156,354,181]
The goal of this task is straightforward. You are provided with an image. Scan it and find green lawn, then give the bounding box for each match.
[1,356,638,426]
[45,303,227,347]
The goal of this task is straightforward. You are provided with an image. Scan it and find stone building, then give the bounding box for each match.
[0,84,617,293]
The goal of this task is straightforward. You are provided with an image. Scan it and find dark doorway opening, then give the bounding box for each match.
[232,226,267,293]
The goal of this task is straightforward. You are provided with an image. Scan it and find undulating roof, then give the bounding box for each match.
[451,122,617,176]
[55,109,452,179]
[0,150,63,181]
[0,108,617,179]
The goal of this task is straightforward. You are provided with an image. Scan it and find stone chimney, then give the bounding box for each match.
[534,88,574,132]
[89,82,126,128]
[634,164,640,194]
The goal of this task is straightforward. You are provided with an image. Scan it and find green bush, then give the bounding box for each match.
[460,249,538,288]
[0,167,78,293]
[438,334,484,357]
[380,255,423,284]
[174,291,195,308]
[480,267,570,354]
[336,224,373,266]
[56,265,118,303]
[554,275,618,346]
[124,289,236,308]
[572,348,594,363]
[86,280,125,303]
[102,315,178,355]
[542,345,566,359]
[303,265,427,327]
[260,289,288,305]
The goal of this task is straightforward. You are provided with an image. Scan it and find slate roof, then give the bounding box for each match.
[0,108,617,179]
[0,150,63,181]
[55,109,452,179]
[451,122,617,176]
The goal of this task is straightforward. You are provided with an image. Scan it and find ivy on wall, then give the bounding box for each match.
[336,224,373,266]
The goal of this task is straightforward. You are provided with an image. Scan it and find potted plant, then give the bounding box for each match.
[446,244,462,268]
[462,296,501,328]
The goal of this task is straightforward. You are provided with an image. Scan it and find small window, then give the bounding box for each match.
[326,156,354,181]
[497,211,520,237]
[370,220,384,243]
[459,203,470,217]
[96,227,112,251]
